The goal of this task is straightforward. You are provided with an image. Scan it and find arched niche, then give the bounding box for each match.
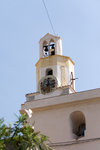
[46,68,53,76]
[49,39,55,56]
[70,111,86,139]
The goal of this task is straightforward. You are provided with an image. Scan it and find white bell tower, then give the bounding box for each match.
[39,33,62,58]
[35,33,75,94]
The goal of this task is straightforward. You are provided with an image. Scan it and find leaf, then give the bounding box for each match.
[0,115,52,150]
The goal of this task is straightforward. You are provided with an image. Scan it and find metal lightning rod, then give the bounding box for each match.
[42,0,56,35]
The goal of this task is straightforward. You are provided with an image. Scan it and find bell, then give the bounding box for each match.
[43,46,48,52]
[50,44,55,49]
[52,44,55,49]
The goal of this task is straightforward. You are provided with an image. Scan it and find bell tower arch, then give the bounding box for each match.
[39,33,62,58]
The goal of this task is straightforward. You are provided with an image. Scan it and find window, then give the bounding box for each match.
[46,68,53,75]
[70,111,86,139]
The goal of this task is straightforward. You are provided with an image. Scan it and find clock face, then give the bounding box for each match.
[39,75,57,94]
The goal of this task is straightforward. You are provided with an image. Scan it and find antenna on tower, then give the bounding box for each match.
[42,0,56,35]
[71,78,78,81]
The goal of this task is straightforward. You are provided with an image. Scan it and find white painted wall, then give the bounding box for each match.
[30,98,100,149]
[21,88,100,150]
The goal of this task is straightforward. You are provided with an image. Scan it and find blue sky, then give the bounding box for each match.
[0,0,100,124]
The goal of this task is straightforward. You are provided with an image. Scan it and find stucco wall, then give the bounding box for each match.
[21,89,100,150]
[31,99,100,143]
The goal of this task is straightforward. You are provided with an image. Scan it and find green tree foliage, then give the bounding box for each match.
[0,115,52,150]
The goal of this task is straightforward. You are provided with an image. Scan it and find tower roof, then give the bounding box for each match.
[39,33,61,43]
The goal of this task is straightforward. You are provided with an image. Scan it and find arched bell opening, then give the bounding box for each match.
[49,39,55,56]
[70,111,86,139]
[43,41,49,57]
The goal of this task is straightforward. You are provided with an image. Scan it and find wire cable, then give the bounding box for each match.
[42,0,56,35]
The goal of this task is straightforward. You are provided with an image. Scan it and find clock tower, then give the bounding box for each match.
[20,33,100,150]
[36,33,75,95]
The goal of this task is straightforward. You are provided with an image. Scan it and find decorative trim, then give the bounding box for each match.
[49,137,100,147]
[35,55,74,67]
